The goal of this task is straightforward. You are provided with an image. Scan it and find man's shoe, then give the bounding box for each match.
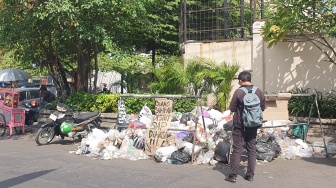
[225,175,236,183]
[244,175,254,182]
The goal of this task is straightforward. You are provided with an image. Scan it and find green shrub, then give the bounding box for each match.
[62,92,198,114]
[66,92,100,112]
[123,98,155,114]
[122,97,196,114]
[44,100,58,110]
[58,88,336,118]
[92,94,119,112]
[172,98,197,113]
[288,88,336,119]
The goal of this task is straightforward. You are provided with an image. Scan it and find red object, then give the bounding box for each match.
[128,120,146,130]
[31,100,38,107]
[41,78,47,84]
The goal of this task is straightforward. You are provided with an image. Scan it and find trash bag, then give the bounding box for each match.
[169,146,191,164]
[138,104,153,119]
[213,130,230,142]
[132,136,145,150]
[208,124,218,134]
[176,131,193,143]
[256,138,282,162]
[214,141,231,163]
[186,113,197,123]
[224,121,234,131]
[180,113,188,125]
[129,120,146,129]
[293,122,307,140]
[155,146,178,162]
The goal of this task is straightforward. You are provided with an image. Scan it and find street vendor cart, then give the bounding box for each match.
[0,90,25,136]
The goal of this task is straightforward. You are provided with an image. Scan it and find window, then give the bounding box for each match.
[30,90,40,99]
[19,91,27,101]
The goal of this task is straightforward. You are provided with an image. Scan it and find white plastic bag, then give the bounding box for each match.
[155,146,178,162]
[92,128,108,140]
[178,141,202,156]
[106,129,119,141]
[207,109,224,121]
[138,104,153,119]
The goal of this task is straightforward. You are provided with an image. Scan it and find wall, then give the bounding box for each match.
[183,21,336,94]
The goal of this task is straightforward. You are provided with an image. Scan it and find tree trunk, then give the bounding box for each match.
[76,34,84,91]
[93,42,99,93]
[47,55,70,100]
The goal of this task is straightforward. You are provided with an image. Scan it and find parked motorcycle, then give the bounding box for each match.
[35,103,101,145]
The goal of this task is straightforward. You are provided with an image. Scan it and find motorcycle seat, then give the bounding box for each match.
[73,112,99,122]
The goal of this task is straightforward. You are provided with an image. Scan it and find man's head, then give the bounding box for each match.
[238,71,252,82]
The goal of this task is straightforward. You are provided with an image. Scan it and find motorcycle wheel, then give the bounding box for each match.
[35,125,55,145]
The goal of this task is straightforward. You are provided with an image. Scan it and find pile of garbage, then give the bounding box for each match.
[70,105,329,164]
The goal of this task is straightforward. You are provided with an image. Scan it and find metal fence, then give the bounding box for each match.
[180,0,266,43]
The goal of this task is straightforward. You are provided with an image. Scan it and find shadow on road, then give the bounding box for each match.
[300,157,336,167]
[212,162,248,179]
[0,169,56,187]
[47,138,81,145]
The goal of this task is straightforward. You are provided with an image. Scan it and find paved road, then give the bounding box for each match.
[1,133,336,188]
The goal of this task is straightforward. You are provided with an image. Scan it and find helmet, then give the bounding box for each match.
[31,100,38,107]
[60,122,72,134]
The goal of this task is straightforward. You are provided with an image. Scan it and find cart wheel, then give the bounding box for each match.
[0,114,6,136]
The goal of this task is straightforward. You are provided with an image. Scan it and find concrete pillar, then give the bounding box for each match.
[252,21,266,91]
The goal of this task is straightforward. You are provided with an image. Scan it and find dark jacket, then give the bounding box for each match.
[229,85,265,129]
[42,90,56,103]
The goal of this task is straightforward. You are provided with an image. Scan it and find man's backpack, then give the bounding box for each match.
[240,86,263,128]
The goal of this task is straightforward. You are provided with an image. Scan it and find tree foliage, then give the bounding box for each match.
[261,0,336,65]
[0,0,183,97]
[143,0,180,55]
[0,0,151,97]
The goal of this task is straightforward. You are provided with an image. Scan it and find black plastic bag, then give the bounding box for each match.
[182,133,194,143]
[224,121,234,131]
[180,114,188,125]
[169,147,191,164]
[213,130,229,142]
[186,113,197,123]
[256,138,282,162]
[214,141,231,164]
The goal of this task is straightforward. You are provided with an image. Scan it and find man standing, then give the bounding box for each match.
[225,71,265,183]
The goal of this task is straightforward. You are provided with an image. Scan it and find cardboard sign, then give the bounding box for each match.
[154,98,173,116]
[145,98,173,155]
[145,115,171,155]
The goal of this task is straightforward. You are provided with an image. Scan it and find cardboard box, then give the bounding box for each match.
[263,93,291,121]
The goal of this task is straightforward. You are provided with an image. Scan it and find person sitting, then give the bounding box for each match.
[39,86,56,109]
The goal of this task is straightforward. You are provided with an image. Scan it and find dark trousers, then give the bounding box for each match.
[230,127,258,177]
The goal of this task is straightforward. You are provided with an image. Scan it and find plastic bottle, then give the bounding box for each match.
[128,138,134,155]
